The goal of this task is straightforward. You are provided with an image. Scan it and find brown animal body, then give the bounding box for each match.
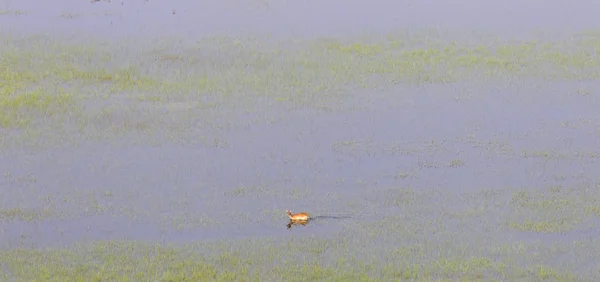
[286,209,310,221]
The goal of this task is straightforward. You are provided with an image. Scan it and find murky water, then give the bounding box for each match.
[2,0,600,39]
[2,0,600,279]
[2,81,599,242]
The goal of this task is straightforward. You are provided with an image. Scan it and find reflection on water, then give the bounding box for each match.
[285,215,352,230]
[286,220,308,230]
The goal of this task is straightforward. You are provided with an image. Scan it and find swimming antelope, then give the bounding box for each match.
[286,209,310,221]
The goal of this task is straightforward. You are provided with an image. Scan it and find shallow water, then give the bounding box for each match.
[2,0,600,279]
[2,0,600,39]
[2,82,599,244]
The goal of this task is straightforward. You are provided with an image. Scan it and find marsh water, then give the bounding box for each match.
[2,0,600,280]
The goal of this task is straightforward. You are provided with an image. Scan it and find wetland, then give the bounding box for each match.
[1,0,600,280]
